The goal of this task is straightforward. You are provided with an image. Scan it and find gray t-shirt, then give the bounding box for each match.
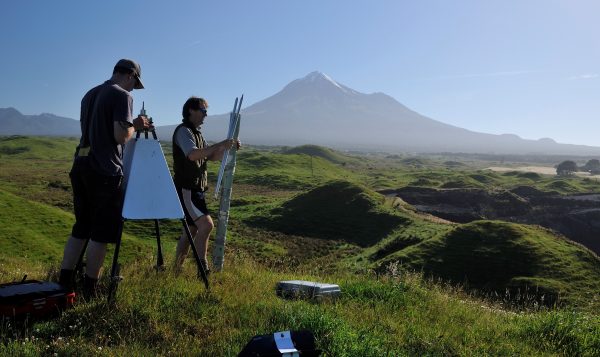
[87,80,133,176]
[174,125,206,157]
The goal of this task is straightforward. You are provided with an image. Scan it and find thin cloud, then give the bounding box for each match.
[186,40,203,48]
[421,70,540,81]
[568,73,599,80]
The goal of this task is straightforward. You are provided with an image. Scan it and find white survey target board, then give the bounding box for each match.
[121,137,184,219]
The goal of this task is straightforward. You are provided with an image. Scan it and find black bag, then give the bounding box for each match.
[238,330,321,357]
[0,279,75,319]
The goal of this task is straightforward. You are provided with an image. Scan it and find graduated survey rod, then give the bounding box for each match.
[215,97,237,192]
[214,95,243,199]
[212,95,243,271]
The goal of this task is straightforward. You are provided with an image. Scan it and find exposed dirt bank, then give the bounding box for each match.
[384,186,600,255]
[487,166,600,178]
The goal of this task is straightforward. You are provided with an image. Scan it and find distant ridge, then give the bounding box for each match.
[0,107,79,137]
[4,71,600,155]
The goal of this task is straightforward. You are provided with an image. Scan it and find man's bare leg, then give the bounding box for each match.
[60,236,87,270]
[59,236,87,288]
[73,240,106,299]
[193,215,214,264]
[175,225,197,268]
[174,216,213,271]
[85,241,107,279]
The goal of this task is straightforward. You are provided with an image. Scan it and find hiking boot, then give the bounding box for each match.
[58,269,75,292]
[83,276,99,301]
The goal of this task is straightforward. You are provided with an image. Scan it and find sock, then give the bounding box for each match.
[200,259,210,276]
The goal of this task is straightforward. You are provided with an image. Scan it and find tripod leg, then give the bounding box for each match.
[107,218,125,304]
[181,219,209,290]
[155,219,164,269]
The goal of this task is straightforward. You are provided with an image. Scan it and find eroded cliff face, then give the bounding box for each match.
[387,186,600,255]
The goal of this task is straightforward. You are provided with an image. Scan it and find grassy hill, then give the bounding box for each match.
[282,144,354,164]
[376,220,600,306]
[2,243,600,355]
[1,191,599,356]
[232,150,358,190]
[1,136,600,355]
[248,181,407,246]
[0,135,76,160]
[0,189,160,270]
[246,179,600,307]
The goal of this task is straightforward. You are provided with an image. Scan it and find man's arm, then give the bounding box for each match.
[187,139,241,162]
[113,121,134,145]
[113,116,151,145]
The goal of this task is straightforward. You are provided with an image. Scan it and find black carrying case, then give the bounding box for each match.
[0,279,75,319]
[238,330,321,356]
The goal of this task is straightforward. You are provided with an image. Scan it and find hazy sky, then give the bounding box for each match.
[1,1,598,145]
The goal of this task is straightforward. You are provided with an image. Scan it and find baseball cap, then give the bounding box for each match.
[114,59,144,89]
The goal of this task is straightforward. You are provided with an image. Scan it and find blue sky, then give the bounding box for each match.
[1,1,598,145]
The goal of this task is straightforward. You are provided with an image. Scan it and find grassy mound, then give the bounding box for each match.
[408,178,440,187]
[383,220,600,305]
[443,161,466,167]
[282,145,349,164]
[440,178,483,189]
[517,172,542,180]
[0,189,160,266]
[468,173,497,184]
[234,151,355,190]
[543,180,579,194]
[0,136,76,160]
[400,158,426,167]
[250,181,408,246]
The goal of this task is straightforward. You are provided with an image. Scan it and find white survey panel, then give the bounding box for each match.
[122,138,184,219]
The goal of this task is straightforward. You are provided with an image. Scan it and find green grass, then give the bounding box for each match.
[1,257,599,356]
[0,136,76,160]
[247,180,408,247]
[241,178,600,308]
[232,150,358,190]
[281,144,358,165]
[0,189,160,268]
[378,220,600,307]
[1,136,600,355]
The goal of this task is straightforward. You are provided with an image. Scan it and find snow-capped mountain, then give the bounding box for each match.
[4,71,599,155]
[159,71,600,155]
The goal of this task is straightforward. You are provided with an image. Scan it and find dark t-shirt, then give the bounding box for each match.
[86,80,133,176]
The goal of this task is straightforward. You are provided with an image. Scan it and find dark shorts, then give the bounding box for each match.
[176,186,210,225]
[70,157,124,243]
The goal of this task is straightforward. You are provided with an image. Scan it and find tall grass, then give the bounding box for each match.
[1,253,599,356]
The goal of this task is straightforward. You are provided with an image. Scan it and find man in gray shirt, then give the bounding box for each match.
[59,59,151,298]
[172,97,240,275]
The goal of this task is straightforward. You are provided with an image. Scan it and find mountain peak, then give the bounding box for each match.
[0,107,22,116]
[301,71,340,88]
[292,71,359,96]
[303,71,337,83]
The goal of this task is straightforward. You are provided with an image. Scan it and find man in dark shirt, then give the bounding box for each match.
[59,59,151,298]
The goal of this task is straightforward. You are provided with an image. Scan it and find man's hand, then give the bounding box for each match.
[219,139,241,150]
[133,115,153,131]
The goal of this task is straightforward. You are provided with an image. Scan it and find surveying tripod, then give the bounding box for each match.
[104,110,209,303]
